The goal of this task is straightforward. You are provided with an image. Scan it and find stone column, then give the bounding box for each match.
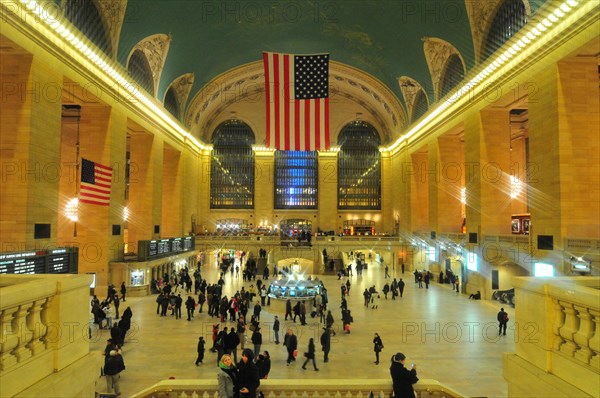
[0,55,62,250]
[436,135,464,233]
[463,109,512,236]
[161,143,182,237]
[410,151,429,232]
[318,151,338,233]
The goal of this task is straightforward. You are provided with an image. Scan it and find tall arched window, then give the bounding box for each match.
[128,50,154,95]
[338,121,381,209]
[412,90,429,122]
[210,120,255,209]
[64,0,112,56]
[274,151,318,209]
[164,87,179,119]
[481,0,527,62]
[439,55,465,98]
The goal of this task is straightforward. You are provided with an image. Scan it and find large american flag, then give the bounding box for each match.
[263,52,330,151]
[80,158,112,206]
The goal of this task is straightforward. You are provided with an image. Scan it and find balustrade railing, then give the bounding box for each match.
[0,274,97,397]
[131,378,465,398]
[511,276,600,397]
[549,279,600,370]
[0,277,55,372]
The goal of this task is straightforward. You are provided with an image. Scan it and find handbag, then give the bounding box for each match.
[293,350,298,357]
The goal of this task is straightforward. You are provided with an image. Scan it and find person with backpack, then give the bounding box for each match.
[497,308,509,335]
[104,349,125,395]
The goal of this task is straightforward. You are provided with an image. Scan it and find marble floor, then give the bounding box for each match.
[91,263,515,398]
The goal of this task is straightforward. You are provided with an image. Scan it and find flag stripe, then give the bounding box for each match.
[263,53,271,148]
[80,158,112,206]
[312,99,321,148]
[324,98,330,150]
[283,54,291,151]
[263,52,329,151]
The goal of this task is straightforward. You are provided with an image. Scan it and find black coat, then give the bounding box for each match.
[256,355,271,379]
[373,336,383,352]
[390,361,418,398]
[104,354,125,376]
[237,359,260,398]
[305,340,316,359]
[251,330,262,345]
[284,333,298,351]
[320,330,331,352]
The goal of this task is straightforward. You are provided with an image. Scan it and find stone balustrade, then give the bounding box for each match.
[131,378,465,398]
[0,274,101,397]
[505,276,600,397]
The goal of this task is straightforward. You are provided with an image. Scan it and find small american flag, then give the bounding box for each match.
[80,158,112,206]
[263,52,330,151]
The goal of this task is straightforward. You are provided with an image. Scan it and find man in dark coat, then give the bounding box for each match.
[283,328,298,365]
[390,352,418,398]
[185,296,196,321]
[104,350,125,395]
[497,307,509,335]
[285,299,292,320]
[195,336,205,365]
[320,327,331,362]
[225,327,240,363]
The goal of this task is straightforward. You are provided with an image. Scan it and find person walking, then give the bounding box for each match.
[120,281,127,302]
[104,349,125,396]
[237,349,260,398]
[373,332,384,364]
[283,328,298,366]
[251,326,263,359]
[185,296,196,321]
[497,307,509,336]
[285,299,292,321]
[371,294,380,309]
[320,327,331,362]
[195,336,205,365]
[398,278,405,298]
[390,352,418,398]
[326,310,336,335]
[273,315,280,344]
[217,354,237,398]
[301,337,319,371]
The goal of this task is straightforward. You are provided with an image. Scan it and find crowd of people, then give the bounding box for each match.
[94,253,508,397]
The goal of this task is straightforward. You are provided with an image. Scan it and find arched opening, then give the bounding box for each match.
[338,121,381,209]
[64,0,112,56]
[481,0,528,62]
[163,87,179,119]
[439,54,465,98]
[128,49,154,95]
[210,120,255,209]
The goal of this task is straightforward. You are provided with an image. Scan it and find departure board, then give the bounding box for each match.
[47,248,71,273]
[0,248,78,274]
[138,236,195,261]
